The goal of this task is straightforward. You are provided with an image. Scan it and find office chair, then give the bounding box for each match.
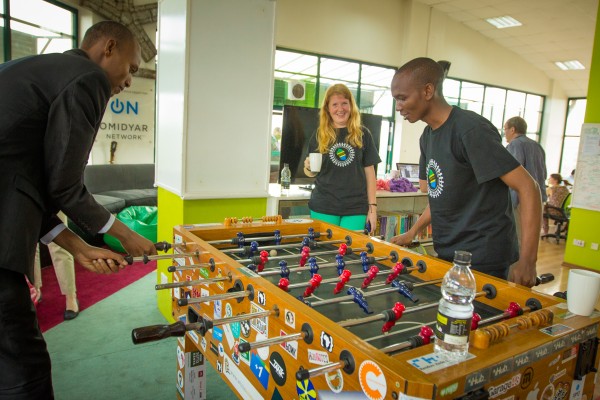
[541,193,571,244]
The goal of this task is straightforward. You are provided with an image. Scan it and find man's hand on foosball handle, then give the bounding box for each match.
[390,232,415,247]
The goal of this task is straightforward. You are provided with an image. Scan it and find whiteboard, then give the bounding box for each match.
[571,123,600,211]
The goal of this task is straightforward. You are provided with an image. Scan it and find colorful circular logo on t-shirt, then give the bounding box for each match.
[329,143,355,167]
[427,159,444,198]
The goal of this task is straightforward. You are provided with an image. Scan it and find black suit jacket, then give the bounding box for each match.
[0,49,113,279]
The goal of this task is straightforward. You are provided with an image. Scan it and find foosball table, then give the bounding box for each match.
[133,218,600,399]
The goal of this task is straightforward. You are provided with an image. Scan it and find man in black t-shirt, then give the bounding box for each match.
[389,57,541,287]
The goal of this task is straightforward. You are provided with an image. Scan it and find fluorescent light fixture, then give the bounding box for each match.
[486,16,522,29]
[555,60,585,70]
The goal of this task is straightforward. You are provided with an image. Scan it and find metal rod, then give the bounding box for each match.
[212,309,275,327]
[380,341,413,354]
[286,271,371,290]
[183,290,250,305]
[259,256,388,277]
[208,232,330,245]
[338,301,438,328]
[155,275,231,290]
[240,332,304,352]
[126,251,206,264]
[238,246,369,263]
[300,360,346,379]
[365,322,430,342]
[168,261,226,272]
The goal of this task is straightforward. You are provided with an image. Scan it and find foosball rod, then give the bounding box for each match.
[307,278,443,308]
[125,251,206,265]
[219,238,346,255]
[279,267,380,292]
[168,259,226,273]
[155,273,232,290]
[177,285,254,306]
[131,308,276,344]
[240,243,373,264]
[296,350,355,381]
[339,284,497,331]
[207,229,333,245]
[238,323,314,353]
[192,306,279,336]
[258,255,389,277]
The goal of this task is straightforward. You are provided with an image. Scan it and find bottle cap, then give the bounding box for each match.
[454,250,472,264]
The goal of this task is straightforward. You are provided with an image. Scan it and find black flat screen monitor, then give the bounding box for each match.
[279,105,382,184]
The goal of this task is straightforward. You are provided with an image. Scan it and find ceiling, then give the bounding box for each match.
[415,0,598,98]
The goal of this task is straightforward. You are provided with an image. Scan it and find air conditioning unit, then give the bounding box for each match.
[287,80,306,101]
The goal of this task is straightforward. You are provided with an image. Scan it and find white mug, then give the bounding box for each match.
[567,269,600,316]
[309,153,322,172]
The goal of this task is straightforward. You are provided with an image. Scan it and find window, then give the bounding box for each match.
[560,98,586,177]
[272,48,397,178]
[1,0,77,61]
[443,77,545,143]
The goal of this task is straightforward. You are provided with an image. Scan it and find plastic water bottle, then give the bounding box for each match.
[280,163,291,196]
[434,250,476,361]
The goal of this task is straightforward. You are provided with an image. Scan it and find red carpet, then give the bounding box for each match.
[36,261,156,332]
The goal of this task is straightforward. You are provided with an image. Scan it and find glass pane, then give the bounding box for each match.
[275,50,318,76]
[565,99,587,136]
[560,137,580,178]
[10,0,73,35]
[359,85,393,117]
[361,65,395,87]
[37,37,72,54]
[0,1,4,13]
[505,90,526,119]
[443,78,460,99]
[320,57,359,82]
[482,87,506,130]
[0,21,4,63]
[524,94,543,133]
[460,82,483,113]
[317,79,358,108]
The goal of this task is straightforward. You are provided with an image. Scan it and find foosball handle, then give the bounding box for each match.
[535,273,555,286]
[131,321,187,344]
[154,241,172,252]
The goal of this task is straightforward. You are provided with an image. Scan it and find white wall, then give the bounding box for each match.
[275,0,569,170]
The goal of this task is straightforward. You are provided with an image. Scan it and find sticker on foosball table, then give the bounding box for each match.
[490,358,514,381]
[288,218,313,223]
[256,331,270,360]
[325,369,343,393]
[223,353,262,399]
[540,324,574,336]
[200,337,206,352]
[408,352,476,374]
[487,373,522,398]
[438,382,458,397]
[240,318,251,338]
[271,388,284,400]
[250,352,270,389]
[358,360,387,400]
[188,330,199,345]
[569,376,585,400]
[218,343,225,356]
[198,267,210,280]
[231,341,240,365]
[214,299,222,319]
[216,359,222,373]
[320,331,334,352]
[200,288,209,304]
[296,378,317,400]
[284,309,296,329]
[217,268,224,290]
[212,326,223,342]
[561,346,577,363]
[307,349,329,365]
[250,303,268,335]
[239,339,250,365]
[177,370,184,389]
[269,351,287,386]
[177,346,185,369]
[210,342,219,356]
[279,329,298,359]
[223,324,234,348]
[520,367,534,390]
[257,290,266,306]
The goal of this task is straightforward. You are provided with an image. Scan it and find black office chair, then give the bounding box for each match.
[541,193,571,244]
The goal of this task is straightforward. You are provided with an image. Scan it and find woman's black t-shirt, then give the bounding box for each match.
[307,127,381,216]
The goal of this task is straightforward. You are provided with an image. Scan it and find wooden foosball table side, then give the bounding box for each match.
[165,220,599,400]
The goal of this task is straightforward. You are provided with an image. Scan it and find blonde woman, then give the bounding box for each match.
[303,84,381,233]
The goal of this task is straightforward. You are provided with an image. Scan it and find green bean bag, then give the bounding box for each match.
[104,206,158,253]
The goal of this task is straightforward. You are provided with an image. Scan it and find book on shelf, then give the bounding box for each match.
[376,210,432,242]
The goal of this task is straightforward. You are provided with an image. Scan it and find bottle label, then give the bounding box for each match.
[282,182,290,189]
[435,311,472,345]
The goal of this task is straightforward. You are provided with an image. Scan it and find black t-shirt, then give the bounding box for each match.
[308,127,381,216]
[419,106,520,270]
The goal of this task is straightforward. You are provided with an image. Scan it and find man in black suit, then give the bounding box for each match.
[0,21,157,399]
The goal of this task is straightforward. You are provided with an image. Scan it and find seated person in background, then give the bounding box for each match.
[303,83,381,233]
[543,173,571,235]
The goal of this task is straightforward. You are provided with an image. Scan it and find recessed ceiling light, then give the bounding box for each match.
[486,16,522,29]
[555,60,585,70]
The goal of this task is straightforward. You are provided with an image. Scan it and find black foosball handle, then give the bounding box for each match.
[535,273,554,286]
[131,321,187,344]
[154,241,172,252]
